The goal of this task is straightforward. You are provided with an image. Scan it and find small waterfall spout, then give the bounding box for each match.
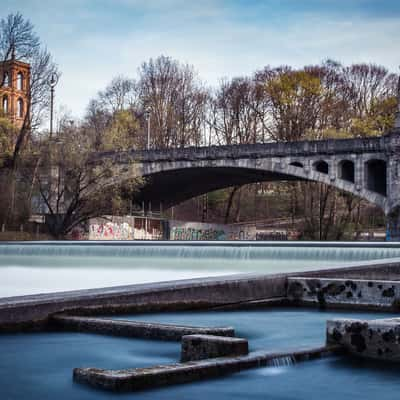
[266,355,296,367]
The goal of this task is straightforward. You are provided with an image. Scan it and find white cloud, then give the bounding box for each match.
[6,1,398,119]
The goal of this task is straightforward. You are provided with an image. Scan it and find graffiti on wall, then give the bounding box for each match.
[90,221,133,240]
[67,216,164,240]
[169,221,256,241]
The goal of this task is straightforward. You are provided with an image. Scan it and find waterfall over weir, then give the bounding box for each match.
[1,241,400,298]
[2,241,400,262]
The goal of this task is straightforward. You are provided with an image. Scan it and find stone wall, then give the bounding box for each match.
[287,277,400,309]
[327,318,400,361]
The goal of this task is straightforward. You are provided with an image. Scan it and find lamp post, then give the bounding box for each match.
[48,72,59,139]
[145,106,151,150]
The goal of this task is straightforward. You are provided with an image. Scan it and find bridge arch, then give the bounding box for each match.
[365,159,387,196]
[114,156,388,212]
[338,160,355,183]
[313,160,329,174]
[290,161,304,168]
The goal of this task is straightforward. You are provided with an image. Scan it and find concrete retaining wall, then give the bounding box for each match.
[327,318,400,361]
[169,221,256,241]
[0,273,288,332]
[287,277,400,309]
[2,258,400,332]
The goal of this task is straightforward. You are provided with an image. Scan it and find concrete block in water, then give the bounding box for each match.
[181,334,248,362]
[287,277,400,309]
[51,315,235,341]
[327,318,400,361]
[73,345,341,392]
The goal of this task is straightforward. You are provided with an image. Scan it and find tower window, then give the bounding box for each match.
[17,72,23,90]
[2,96,8,113]
[3,72,9,87]
[17,98,24,118]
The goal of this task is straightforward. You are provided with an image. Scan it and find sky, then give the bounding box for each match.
[3,0,400,119]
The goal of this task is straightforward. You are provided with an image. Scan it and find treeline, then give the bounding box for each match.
[84,56,397,150]
[0,12,398,239]
[81,56,397,240]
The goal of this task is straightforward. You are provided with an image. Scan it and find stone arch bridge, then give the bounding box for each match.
[98,129,400,240]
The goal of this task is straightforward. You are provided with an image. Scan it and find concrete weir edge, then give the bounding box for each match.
[73,345,343,392]
[2,257,400,332]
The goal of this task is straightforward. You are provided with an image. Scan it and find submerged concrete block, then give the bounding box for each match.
[287,277,400,309]
[327,318,400,361]
[181,334,248,362]
[51,315,235,341]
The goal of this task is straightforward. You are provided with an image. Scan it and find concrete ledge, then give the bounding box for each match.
[2,259,400,331]
[327,318,400,361]
[50,315,235,341]
[210,297,291,311]
[181,334,248,362]
[287,277,400,310]
[73,345,343,392]
[0,272,290,331]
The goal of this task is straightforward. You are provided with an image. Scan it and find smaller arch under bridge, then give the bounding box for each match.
[99,129,400,240]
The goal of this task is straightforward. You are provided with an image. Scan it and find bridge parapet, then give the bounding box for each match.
[97,136,386,164]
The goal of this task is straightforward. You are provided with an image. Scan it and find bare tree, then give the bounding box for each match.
[208,77,265,145]
[0,13,58,163]
[0,13,58,227]
[96,75,137,114]
[0,13,39,66]
[137,55,207,148]
[23,120,143,238]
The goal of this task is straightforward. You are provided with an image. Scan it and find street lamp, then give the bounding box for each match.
[48,72,59,139]
[145,106,151,150]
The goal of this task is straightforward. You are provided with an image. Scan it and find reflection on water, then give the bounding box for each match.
[1,243,400,297]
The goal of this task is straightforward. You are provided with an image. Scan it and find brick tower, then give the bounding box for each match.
[0,49,30,130]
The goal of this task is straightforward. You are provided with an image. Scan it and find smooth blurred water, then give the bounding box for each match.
[113,308,397,351]
[1,308,399,400]
[1,242,400,297]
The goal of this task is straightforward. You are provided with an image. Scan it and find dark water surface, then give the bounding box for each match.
[2,308,400,399]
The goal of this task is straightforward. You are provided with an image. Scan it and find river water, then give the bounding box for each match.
[2,242,400,399]
[1,308,399,400]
